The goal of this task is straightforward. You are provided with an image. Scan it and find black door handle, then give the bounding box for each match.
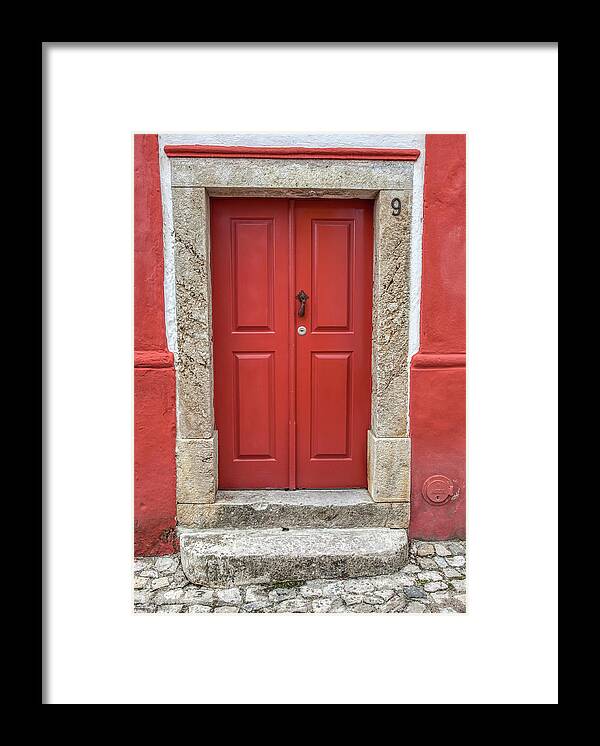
[296,290,308,317]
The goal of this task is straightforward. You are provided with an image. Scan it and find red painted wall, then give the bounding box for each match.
[409,134,466,540]
[134,135,465,548]
[134,134,177,556]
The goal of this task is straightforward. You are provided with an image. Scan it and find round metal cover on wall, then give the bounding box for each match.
[422,475,454,505]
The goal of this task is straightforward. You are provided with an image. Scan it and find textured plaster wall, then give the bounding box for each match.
[409,135,466,539]
[134,135,177,555]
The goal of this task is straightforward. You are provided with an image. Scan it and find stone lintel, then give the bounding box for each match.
[171,157,413,190]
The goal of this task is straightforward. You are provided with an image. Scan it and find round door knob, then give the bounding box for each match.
[297,326,307,336]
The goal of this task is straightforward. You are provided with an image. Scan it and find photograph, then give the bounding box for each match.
[44,42,557,704]
[134,133,466,613]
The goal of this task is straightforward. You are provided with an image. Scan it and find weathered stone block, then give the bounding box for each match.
[175,488,409,529]
[371,189,412,438]
[387,503,410,528]
[172,186,214,439]
[176,434,217,504]
[171,157,413,191]
[367,431,410,502]
[180,527,409,587]
[177,502,202,524]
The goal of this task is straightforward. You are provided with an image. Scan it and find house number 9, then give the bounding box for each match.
[391,198,401,216]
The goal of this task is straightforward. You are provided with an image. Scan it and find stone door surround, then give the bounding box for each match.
[166,145,419,527]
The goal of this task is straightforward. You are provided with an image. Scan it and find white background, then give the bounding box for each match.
[45,43,558,704]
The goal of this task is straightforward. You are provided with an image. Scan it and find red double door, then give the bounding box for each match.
[211,198,373,490]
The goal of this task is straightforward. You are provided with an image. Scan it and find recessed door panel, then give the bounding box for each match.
[311,352,352,458]
[231,220,274,331]
[311,221,353,332]
[234,352,275,459]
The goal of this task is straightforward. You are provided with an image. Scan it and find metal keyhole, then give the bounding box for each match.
[297,326,307,336]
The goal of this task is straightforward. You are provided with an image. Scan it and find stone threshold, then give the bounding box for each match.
[177,489,409,530]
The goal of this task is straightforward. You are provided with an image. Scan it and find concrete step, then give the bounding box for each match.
[179,527,409,587]
[178,489,409,530]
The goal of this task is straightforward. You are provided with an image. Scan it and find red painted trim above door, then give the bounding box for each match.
[164,144,420,161]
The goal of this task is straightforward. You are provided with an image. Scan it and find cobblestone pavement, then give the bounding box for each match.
[134,540,466,613]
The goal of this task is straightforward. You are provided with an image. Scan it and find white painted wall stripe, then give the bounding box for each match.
[158,136,177,353]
